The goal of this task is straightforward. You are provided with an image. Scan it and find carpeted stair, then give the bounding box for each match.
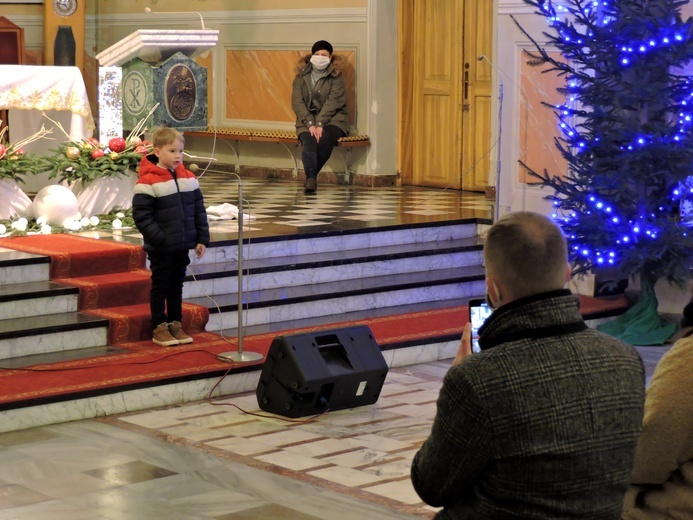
[1,235,210,344]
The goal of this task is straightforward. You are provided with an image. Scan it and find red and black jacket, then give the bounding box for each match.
[132,154,210,254]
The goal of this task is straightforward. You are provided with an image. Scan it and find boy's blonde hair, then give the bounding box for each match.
[152,127,185,149]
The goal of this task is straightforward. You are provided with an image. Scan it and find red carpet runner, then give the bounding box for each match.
[1,234,209,343]
[0,234,629,407]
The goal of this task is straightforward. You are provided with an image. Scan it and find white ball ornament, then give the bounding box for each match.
[32,185,81,226]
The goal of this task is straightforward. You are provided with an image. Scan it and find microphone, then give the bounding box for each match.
[144,7,207,30]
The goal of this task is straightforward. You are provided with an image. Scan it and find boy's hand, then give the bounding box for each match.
[195,244,206,259]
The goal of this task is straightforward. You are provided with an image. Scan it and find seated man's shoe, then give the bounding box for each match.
[153,322,180,346]
[168,321,194,344]
[304,177,317,193]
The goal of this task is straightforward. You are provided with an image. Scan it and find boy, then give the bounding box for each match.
[132,127,210,346]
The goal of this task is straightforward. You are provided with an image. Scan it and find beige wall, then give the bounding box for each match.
[3,1,398,177]
[94,0,366,15]
[0,4,41,16]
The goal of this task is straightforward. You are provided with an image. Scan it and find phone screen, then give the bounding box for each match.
[469,300,492,353]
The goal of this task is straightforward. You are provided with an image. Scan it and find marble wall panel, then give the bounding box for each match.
[519,49,568,183]
[225,49,356,127]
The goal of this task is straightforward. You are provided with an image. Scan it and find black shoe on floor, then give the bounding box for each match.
[304,177,317,193]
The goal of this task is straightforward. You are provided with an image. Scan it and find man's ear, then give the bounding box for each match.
[486,275,501,306]
[564,262,572,284]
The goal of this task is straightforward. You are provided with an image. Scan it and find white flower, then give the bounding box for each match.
[11,219,27,231]
[0,224,6,234]
[63,218,82,231]
[89,216,100,226]
[80,217,91,227]
[112,218,122,229]
[36,216,47,226]
[116,212,125,218]
[40,224,52,234]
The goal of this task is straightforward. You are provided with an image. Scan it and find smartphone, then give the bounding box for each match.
[468,298,492,353]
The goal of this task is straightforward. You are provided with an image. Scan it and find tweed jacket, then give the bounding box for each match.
[132,154,210,255]
[411,290,646,519]
[622,335,693,519]
[291,54,349,135]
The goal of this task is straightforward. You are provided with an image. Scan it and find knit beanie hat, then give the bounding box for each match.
[311,40,333,55]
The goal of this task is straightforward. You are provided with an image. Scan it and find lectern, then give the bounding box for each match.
[95,29,218,134]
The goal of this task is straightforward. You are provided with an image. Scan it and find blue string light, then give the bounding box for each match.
[533,0,693,271]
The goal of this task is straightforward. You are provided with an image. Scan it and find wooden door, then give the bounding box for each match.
[399,1,493,191]
[461,1,493,191]
[411,0,463,188]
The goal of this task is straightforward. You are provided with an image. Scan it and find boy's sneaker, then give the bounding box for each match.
[168,321,194,344]
[153,322,180,347]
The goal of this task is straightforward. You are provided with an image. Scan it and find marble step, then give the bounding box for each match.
[191,265,486,330]
[0,281,79,320]
[203,218,489,264]
[0,247,50,285]
[184,236,484,298]
[0,312,109,360]
[211,295,482,341]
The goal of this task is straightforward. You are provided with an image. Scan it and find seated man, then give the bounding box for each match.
[622,296,693,519]
[411,211,645,519]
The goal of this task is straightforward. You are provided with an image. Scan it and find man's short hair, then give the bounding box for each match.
[152,127,185,149]
[484,211,569,298]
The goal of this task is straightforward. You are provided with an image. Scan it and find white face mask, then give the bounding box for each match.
[310,55,331,70]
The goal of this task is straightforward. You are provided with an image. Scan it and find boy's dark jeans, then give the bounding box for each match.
[148,249,190,328]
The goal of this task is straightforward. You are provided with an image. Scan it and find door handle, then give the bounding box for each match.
[464,62,470,100]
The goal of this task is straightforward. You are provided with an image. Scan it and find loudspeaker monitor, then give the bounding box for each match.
[256,325,388,418]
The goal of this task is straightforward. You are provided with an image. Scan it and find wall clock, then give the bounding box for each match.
[53,0,78,18]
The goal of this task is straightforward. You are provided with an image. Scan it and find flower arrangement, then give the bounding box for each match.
[46,135,152,185]
[0,208,135,238]
[44,107,156,186]
[0,124,52,184]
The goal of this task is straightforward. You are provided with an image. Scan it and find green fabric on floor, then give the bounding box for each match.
[597,283,675,346]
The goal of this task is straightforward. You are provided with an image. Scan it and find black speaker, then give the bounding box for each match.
[256,325,389,418]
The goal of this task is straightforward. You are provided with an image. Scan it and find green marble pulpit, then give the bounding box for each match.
[122,52,208,131]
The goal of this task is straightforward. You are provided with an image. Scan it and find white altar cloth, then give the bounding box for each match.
[0,65,95,193]
[69,173,137,217]
[0,179,33,220]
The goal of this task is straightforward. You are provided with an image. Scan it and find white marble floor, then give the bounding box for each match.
[0,346,669,520]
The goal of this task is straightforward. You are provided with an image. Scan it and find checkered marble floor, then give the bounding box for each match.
[0,349,667,519]
[197,172,494,241]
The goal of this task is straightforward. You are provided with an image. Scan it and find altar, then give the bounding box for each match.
[0,65,94,193]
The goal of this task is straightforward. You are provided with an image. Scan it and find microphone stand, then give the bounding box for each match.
[479,55,504,222]
[203,172,263,364]
[495,81,503,222]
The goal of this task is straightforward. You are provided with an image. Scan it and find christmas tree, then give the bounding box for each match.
[513,0,693,343]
